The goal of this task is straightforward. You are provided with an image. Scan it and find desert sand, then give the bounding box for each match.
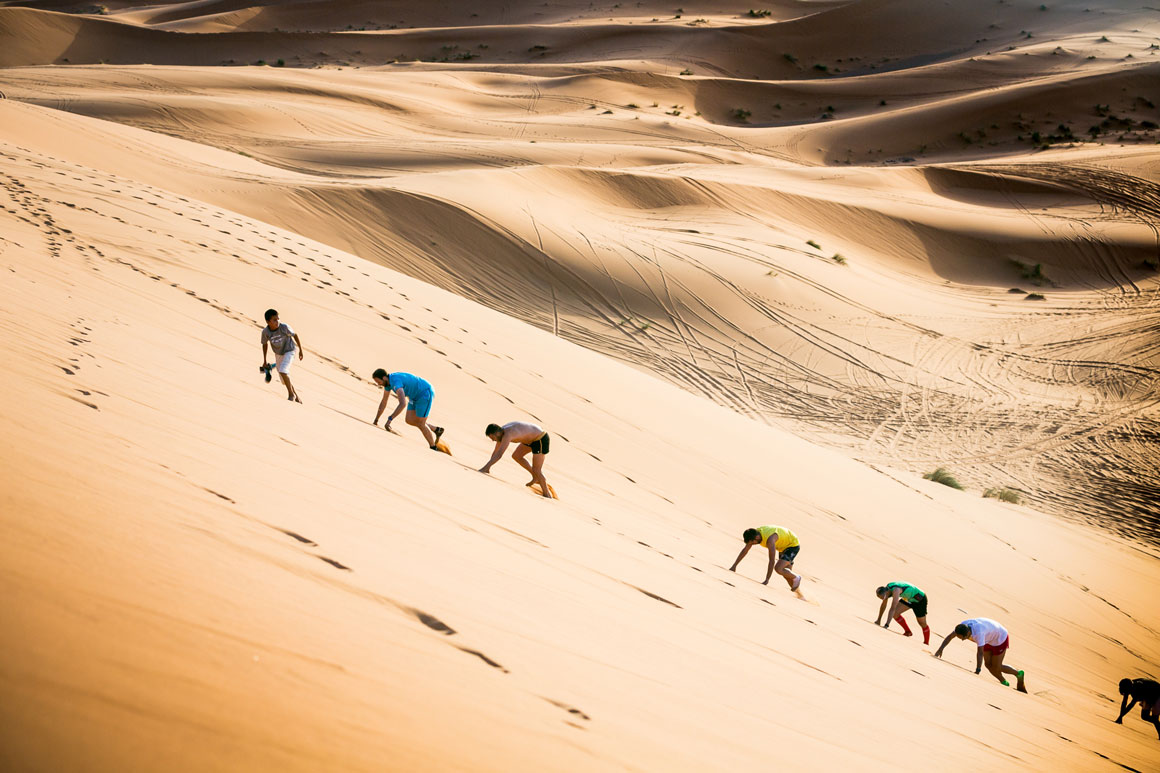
[1,1,1158,771]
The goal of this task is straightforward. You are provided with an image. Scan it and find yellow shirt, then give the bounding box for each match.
[757,525,799,551]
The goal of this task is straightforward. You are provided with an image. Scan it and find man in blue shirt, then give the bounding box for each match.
[372,369,445,450]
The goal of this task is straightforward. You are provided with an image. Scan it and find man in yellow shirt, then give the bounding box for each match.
[729,526,802,591]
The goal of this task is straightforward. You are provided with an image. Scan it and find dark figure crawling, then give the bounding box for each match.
[1115,677,1160,740]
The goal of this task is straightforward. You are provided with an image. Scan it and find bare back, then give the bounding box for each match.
[502,421,545,445]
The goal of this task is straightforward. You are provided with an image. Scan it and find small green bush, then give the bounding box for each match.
[924,468,964,490]
[984,487,1021,503]
[806,240,821,249]
[732,108,752,122]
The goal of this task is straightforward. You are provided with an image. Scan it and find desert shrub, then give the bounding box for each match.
[732,108,751,121]
[924,468,964,490]
[984,487,1021,503]
[1010,260,1051,285]
[831,253,846,265]
[748,9,772,17]
[806,240,821,249]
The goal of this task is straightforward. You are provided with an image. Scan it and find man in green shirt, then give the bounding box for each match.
[874,582,931,644]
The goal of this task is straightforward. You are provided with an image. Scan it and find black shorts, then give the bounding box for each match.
[1135,681,1160,707]
[778,545,800,563]
[527,433,550,455]
[904,593,928,618]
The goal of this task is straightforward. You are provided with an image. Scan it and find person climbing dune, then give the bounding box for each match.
[729,526,802,592]
[1115,677,1160,740]
[935,618,1027,693]
[479,421,553,498]
[874,582,931,645]
[371,369,444,450]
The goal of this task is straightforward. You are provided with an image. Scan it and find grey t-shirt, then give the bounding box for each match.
[261,323,296,355]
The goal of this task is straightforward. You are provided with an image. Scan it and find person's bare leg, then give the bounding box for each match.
[279,372,300,402]
[775,559,800,589]
[511,445,535,482]
[531,453,551,497]
[406,412,436,446]
[986,650,1018,687]
[992,649,1030,691]
[1143,705,1160,739]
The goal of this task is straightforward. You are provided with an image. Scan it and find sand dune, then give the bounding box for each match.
[2,1,1159,770]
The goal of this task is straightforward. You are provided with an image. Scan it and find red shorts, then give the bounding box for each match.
[983,636,1010,654]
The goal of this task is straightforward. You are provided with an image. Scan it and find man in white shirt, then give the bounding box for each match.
[935,617,1027,692]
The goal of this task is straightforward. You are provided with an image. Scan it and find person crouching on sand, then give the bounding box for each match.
[260,308,303,402]
[935,618,1027,692]
[479,421,553,497]
[875,582,931,644]
[1115,677,1160,739]
[371,369,444,449]
[729,526,802,591]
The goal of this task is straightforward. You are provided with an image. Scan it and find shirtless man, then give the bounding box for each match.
[728,526,802,591]
[1115,677,1160,740]
[935,618,1027,693]
[479,421,553,497]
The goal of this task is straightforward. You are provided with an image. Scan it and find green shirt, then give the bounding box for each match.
[885,582,924,603]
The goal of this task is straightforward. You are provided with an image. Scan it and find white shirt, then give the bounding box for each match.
[964,618,1008,646]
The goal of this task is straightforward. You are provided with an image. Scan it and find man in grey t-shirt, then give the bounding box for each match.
[260,308,304,402]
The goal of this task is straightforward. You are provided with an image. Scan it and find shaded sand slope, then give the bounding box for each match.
[2,109,1160,772]
[2,58,1158,538]
[2,0,1158,81]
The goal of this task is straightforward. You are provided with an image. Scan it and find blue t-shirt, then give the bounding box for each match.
[388,372,432,400]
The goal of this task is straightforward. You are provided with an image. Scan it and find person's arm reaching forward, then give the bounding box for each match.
[762,544,778,585]
[934,632,956,658]
[884,588,903,629]
[384,388,407,427]
[729,543,752,572]
[479,433,512,473]
[875,594,890,625]
[1115,694,1136,723]
[373,388,392,426]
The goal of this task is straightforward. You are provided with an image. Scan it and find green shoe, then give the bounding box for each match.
[1001,680,1010,686]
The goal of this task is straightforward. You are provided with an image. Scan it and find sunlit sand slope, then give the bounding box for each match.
[2,112,1159,772]
[2,47,1158,535]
